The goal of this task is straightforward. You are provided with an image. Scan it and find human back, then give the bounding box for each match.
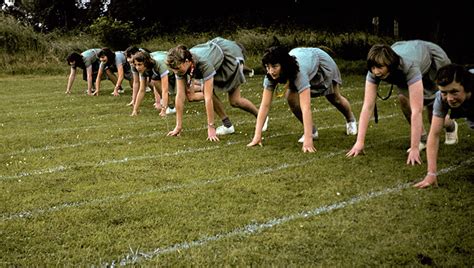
[81,48,101,69]
[288,47,342,96]
[145,51,172,78]
[391,40,450,84]
[190,37,245,92]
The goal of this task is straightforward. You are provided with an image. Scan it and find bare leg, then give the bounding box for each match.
[186,87,204,102]
[399,93,428,140]
[398,93,413,123]
[286,90,304,124]
[325,84,356,122]
[105,70,118,85]
[152,80,162,109]
[212,93,228,120]
[185,79,204,102]
[227,87,259,117]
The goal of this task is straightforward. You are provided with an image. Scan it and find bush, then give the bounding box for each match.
[0,13,47,53]
[229,28,395,75]
[1,25,397,75]
[89,16,138,50]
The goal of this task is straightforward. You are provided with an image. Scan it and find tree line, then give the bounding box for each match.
[2,0,473,63]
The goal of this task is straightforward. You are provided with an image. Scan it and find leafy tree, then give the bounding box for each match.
[73,0,107,29]
[15,0,78,31]
[89,16,137,50]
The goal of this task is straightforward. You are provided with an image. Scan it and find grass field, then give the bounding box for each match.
[1,73,473,266]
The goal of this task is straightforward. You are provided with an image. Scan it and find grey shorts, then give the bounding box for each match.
[310,81,339,98]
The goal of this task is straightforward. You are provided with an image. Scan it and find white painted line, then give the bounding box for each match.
[1,99,371,139]
[2,135,405,221]
[1,101,396,158]
[106,158,473,267]
[0,114,399,180]
[0,145,219,180]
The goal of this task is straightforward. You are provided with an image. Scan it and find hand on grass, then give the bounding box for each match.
[407,149,422,165]
[302,143,316,153]
[153,102,162,111]
[167,127,181,137]
[207,127,219,142]
[346,142,364,157]
[247,136,262,147]
[414,174,438,188]
[159,107,166,117]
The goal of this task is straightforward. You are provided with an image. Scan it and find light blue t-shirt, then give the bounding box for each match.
[366,40,451,92]
[176,37,245,92]
[264,47,342,96]
[81,48,101,68]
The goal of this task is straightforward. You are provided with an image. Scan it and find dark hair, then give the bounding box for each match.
[125,46,140,58]
[98,47,115,65]
[132,50,155,70]
[436,63,473,93]
[261,46,299,90]
[66,52,84,69]
[367,44,400,73]
[125,46,151,58]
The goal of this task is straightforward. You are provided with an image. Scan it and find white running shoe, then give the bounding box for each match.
[262,116,269,132]
[346,121,358,135]
[145,86,152,92]
[298,130,319,143]
[165,107,176,115]
[445,120,458,145]
[406,142,427,153]
[216,125,235,135]
[117,88,125,94]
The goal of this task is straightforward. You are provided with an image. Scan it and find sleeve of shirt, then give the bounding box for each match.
[115,53,125,68]
[432,91,448,118]
[160,69,170,79]
[366,71,379,84]
[83,56,92,68]
[199,60,216,81]
[405,63,423,86]
[157,61,170,78]
[263,76,276,91]
[406,73,422,86]
[294,72,311,93]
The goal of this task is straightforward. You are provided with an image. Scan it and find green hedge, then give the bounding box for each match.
[1,14,395,75]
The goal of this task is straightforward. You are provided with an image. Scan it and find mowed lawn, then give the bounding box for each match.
[1,74,473,266]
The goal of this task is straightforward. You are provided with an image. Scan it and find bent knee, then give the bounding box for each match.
[229,100,240,108]
[398,93,409,102]
[326,93,342,105]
